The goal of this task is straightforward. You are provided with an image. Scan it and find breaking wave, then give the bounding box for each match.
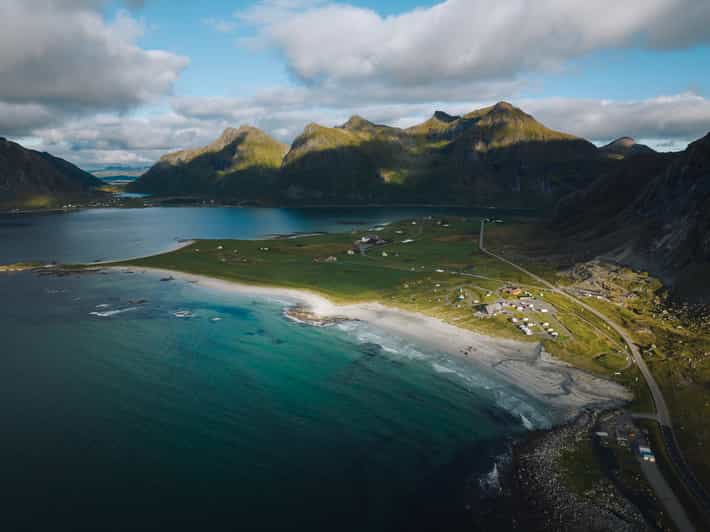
[89,307,137,318]
[333,319,552,429]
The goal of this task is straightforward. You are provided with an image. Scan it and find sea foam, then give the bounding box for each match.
[334,319,552,429]
[89,307,137,317]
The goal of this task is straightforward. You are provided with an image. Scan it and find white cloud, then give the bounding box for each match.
[27,91,710,168]
[0,102,58,137]
[242,0,710,91]
[5,0,710,166]
[0,0,187,136]
[523,93,710,145]
[34,112,216,166]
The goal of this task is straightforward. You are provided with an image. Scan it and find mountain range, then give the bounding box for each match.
[555,133,710,302]
[0,137,102,209]
[2,102,708,301]
[130,126,287,198]
[129,102,622,206]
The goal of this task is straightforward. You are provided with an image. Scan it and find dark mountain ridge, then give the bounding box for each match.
[132,102,617,206]
[554,133,710,302]
[0,137,102,208]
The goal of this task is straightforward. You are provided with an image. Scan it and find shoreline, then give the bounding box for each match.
[87,240,196,266]
[1,203,541,216]
[110,265,631,420]
[505,409,652,531]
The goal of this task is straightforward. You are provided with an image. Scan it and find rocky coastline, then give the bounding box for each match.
[471,410,659,531]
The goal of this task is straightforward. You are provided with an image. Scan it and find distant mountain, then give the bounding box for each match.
[280,117,408,202]
[131,102,626,206]
[0,137,102,208]
[554,132,710,302]
[129,127,287,198]
[281,101,607,204]
[91,165,149,179]
[600,137,655,159]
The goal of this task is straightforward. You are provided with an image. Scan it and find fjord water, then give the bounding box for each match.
[0,206,496,264]
[0,207,544,531]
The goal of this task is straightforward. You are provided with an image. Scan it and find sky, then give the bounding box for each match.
[2,0,710,168]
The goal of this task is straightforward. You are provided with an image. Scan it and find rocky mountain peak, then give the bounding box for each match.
[432,111,459,123]
[341,115,371,129]
[601,136,655,158]
[493,101,515,112]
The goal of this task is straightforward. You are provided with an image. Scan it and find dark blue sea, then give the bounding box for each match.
[0,207,548,531]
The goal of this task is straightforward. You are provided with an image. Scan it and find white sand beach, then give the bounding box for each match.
[118,266,632,418]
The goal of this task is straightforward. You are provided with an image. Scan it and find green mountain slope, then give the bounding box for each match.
[281,102,607,205]
[129,126,287,199]
[280,118,413,202]
[0,137,102,208]
[132,102,621,206]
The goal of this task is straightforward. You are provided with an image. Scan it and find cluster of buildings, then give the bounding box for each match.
[595,414,656,463]
[351,235,388,255]
[474,287,561,338]
[509,316,558,337]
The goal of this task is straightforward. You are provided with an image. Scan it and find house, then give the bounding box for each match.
[314,256,338,263]
[483,302,503,315]
[353,235,388,254]
[638,445,656,463]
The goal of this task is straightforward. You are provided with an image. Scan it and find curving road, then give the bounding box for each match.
[478,220,710,530]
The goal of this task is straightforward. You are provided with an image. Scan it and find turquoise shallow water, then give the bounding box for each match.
[0,207,545,531]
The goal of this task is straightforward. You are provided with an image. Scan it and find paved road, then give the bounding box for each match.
[631,413,661,422]
[639,459,696,532]
[478,220,709,531]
